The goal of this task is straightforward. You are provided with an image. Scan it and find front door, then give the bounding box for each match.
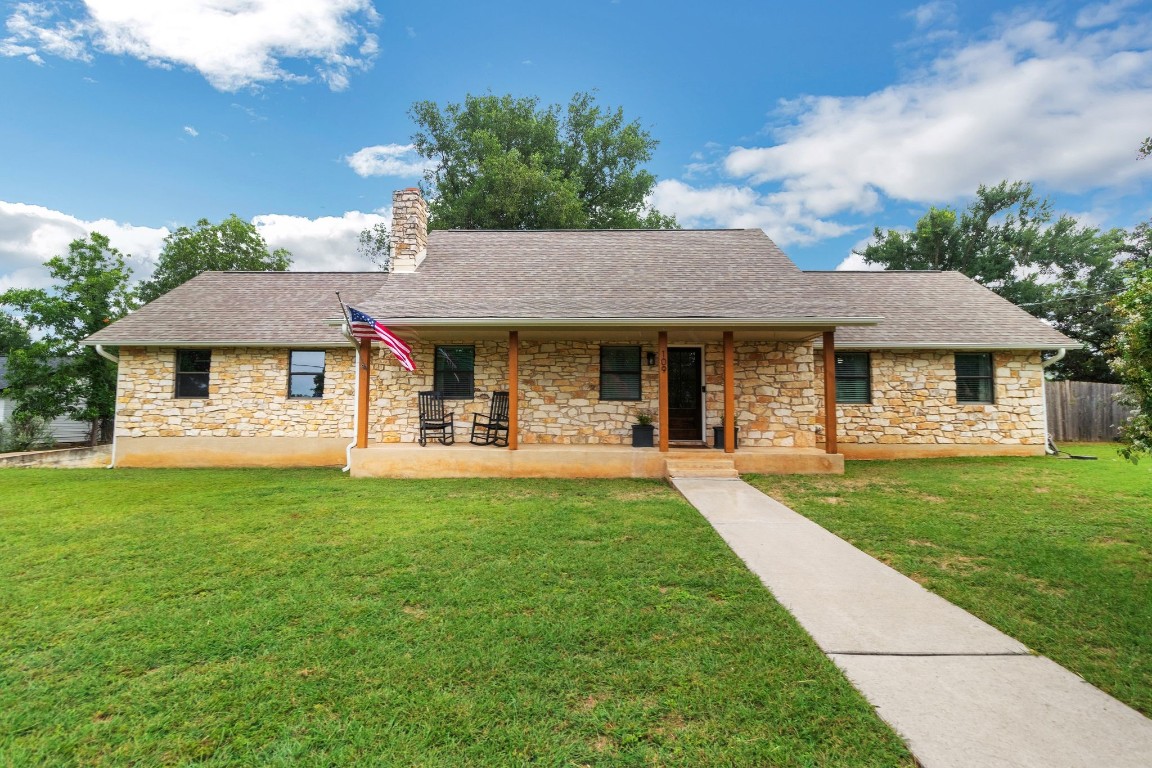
[668,347,703,441]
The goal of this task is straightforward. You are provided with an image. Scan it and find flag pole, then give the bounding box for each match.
[335,291,353,336]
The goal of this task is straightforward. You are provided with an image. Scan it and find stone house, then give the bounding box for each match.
[83,189,1075,477]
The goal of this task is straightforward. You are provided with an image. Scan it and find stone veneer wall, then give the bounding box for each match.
[115,347,355,438]
[368,338,816,447]
[703,341,818,448]
[814,350,1046,446]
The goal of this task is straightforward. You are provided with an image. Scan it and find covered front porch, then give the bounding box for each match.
[350,442,843,478]
[349,322,853,477]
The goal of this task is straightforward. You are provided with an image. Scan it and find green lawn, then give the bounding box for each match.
[747,443,1152,717]
[0,470,912,767]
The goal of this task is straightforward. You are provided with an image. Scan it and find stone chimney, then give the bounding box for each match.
[391,188,428,273]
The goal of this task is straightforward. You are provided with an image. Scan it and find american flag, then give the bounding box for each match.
[347,306,416,372]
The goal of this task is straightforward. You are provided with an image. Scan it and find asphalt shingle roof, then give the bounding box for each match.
[359,229,842,320]
[83,229,1077,350]
[85,272,386,346]
[803,271,1077,349]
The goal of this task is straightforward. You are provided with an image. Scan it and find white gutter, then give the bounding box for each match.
[94,345,119,468]
[1041,348,1067,368]
[82,341,349,348]
[1041,348,1067,455]
[341,322,358,473]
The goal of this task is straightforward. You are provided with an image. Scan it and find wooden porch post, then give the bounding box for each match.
[658,331,669,452]
[508,330,519,451]
[723,331,735,454]
[356,337,371,449]
[822,331,838,455]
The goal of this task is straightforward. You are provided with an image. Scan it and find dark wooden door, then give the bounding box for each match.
[668,347,703,441]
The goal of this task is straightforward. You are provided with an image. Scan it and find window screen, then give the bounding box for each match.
[600,346,641,401]
[955,353,994,404]
[434,345,475,399]
[175,349,211,398]
[835,352,870,403]
[289,350,325,398]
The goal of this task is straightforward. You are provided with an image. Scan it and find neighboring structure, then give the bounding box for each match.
[0,355,91,445]
[83,189,1076,476]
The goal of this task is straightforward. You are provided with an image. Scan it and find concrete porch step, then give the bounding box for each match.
[664,458,739,479]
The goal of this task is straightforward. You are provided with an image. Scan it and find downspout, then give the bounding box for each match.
[342,323,358,472]
[1041,348,1067,455]
[94,345,119,468]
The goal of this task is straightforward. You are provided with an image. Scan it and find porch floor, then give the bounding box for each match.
[350,442,843,479]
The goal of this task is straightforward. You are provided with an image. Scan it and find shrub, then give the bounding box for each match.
[0,413,56,453]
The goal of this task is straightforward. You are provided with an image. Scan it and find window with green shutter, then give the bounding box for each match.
[600,346,642,401]
[835,352,870,403]
[434,345,475,399]
[955,352,994,404]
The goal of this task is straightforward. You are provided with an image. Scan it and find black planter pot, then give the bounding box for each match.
[631,424,655,448]
[713,426,739,450]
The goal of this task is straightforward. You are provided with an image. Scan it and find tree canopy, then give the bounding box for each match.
[858,181,1127,381]
[138,215,291,304]
[1112,259,1152,461]
[0,232,137,444]
[409,92,677,231]
[0,310,30,355]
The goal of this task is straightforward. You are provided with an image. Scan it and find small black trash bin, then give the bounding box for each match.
[712,426,739,450]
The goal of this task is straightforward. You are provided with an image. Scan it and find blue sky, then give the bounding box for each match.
[1,0,1150,292]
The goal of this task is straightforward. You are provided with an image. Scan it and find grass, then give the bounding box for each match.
[0,470,913,767]
[747,443,1152,717]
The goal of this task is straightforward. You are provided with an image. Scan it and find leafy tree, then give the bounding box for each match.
[138,215,291,304]
[1112,260,1152,461]
[410,92,677,230]
[0,310,31,355]
[858,181,1127,381]
[1140,136,1151,159]
[357,222,391,271]
[1,232,137,445]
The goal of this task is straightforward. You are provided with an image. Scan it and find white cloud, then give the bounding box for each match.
[1,1,380,92]
[907,1,957,30]
[345,144,431,178]
[254,210,389,271]
[0,201,168,293]
[183,125,198,137]
[1076,0,1139,29]
[0,202,390,294]
[650,180,857,246]
[664,11,1152,245]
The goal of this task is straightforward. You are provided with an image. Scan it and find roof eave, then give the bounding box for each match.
[80,340,355,348]
[332,316,884,328]
[815,341,1083,351]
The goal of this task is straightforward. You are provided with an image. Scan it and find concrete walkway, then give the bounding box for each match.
[672,477,1152,768]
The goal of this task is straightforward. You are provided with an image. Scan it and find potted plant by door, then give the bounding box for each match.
[632,410,655,448]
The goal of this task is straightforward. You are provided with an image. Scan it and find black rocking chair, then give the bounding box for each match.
[418,391,455,446]
[470,391,510,446]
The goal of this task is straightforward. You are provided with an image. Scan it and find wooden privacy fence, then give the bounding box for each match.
[1046,380,1133,442]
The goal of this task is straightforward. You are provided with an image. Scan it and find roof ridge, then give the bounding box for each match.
[430,228,762,233]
